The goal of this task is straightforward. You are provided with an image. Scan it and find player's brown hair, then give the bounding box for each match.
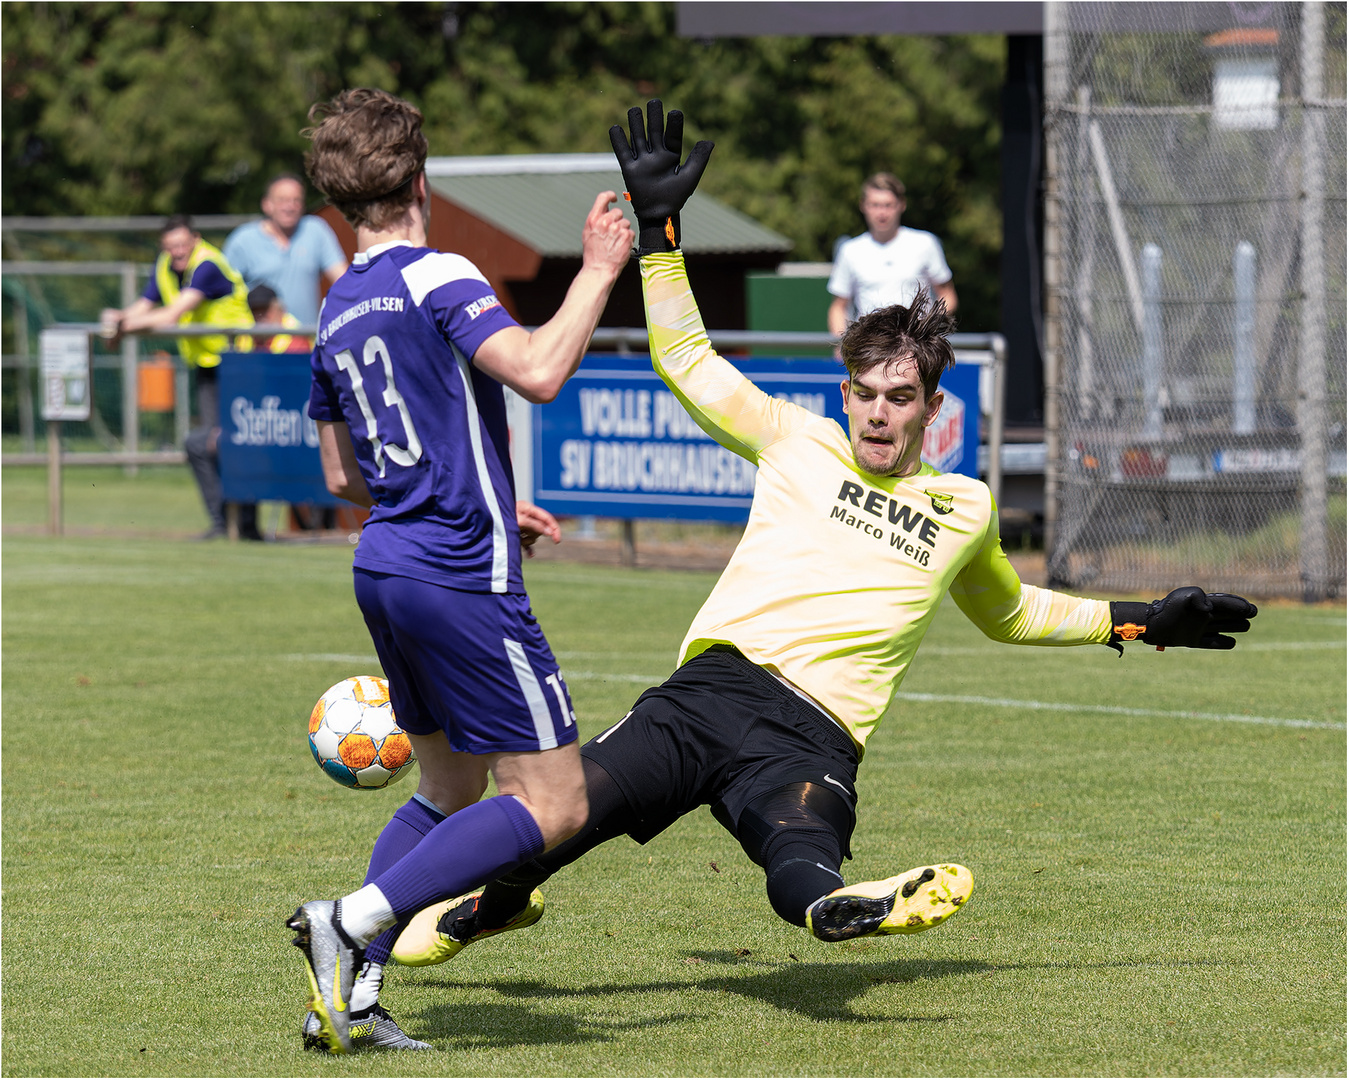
[860,172,906,203]
[840,291,955,399]
[302,89,428,230]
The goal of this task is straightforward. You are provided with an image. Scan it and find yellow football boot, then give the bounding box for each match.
[807,863,973,942]
[392,888,545,966]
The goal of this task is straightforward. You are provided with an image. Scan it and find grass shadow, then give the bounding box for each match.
[414,956,989,1039]
[411,953,1240,1045]
[412,997,697,1050]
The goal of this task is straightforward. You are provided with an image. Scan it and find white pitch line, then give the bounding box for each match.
[562,670,666,685]
[1234,641,1345,651]
[562,672,1342,730]
[893,692,1344,730]
[553,651,678,661]
[285,653,381,665]
[284,659,1344,732]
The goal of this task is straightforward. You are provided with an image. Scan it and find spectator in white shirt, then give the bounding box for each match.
[827,173,957,339]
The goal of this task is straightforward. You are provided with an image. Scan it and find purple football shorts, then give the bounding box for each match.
[353,568,578,754]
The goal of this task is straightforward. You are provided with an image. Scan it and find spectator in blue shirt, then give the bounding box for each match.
[224,174,348,327]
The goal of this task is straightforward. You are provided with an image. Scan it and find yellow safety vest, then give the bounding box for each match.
[267,312,310,354]
[154,240,253,368]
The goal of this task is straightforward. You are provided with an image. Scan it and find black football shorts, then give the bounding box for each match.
[580,645,860,849]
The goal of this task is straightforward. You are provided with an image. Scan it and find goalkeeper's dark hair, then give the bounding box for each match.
[839,292,956,400]
[302,89,428,230]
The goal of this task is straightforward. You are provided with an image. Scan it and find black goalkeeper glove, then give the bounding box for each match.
[1108,586,1258,653]
[609,99,713,255]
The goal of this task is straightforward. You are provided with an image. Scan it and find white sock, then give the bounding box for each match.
[339,884,396,945]
[350,960,384,1014]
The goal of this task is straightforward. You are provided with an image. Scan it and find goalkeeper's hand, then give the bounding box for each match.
[610,99,713,255]
[1109,586,1258,651]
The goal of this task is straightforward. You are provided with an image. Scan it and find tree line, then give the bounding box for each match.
[2,2,1006,329]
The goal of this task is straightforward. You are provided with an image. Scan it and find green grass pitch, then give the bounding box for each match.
[3,465,1345,1075]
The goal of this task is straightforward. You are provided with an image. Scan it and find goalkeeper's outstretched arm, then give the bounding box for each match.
[613,99,821,460]
[950,505,1258,651]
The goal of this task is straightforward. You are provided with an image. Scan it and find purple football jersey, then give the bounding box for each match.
[308,241,523,592]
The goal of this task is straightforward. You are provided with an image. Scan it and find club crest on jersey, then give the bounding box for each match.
[925,490,954,516]
[465,294,501,320]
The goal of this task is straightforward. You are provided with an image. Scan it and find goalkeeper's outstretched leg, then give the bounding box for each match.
[724,781,972,941]
[394,770,973,963]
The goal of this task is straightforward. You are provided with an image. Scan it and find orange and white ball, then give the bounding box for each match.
[308,675,416,790]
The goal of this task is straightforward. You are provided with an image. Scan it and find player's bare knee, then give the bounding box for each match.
[531,788,589,850]
[414,766,488,817]
[407,735,491,814]
[558,794,591,843]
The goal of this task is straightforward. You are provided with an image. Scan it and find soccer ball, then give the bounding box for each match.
[308,675,417,790]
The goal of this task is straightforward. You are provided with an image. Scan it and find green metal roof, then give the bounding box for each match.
[425,155,792,258]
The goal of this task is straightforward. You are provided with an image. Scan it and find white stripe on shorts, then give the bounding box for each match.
[503,637,558,750]
[594,710,633,743]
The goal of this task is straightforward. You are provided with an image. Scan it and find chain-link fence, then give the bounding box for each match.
[1044,1,1346,600]
[1,219,248,456]
[1,262,175,456]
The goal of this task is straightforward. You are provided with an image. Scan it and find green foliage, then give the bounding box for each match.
[5,3,320,215]
[2,2,1005,329]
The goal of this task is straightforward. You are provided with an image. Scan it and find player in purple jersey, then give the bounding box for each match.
[285,88,634,1054]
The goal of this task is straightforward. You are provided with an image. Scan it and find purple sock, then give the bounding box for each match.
[362,796,447,964]
[373,795,546,918]
[365,795,448,883]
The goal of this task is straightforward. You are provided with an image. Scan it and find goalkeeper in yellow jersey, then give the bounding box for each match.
[389,101,1259,967]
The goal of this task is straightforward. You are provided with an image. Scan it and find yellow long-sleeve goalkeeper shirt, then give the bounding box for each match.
[642,251,1112,752]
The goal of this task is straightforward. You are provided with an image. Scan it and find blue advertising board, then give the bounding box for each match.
[216,351,340,506]
[531,354,981,523]
[216,350,982,521]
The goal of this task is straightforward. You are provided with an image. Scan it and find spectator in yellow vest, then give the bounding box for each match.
[102,215,259,540]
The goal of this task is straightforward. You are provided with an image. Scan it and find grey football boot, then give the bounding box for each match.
[286,900,362,1053]
[302,1004,433,1051]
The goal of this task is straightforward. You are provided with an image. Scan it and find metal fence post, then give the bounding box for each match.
[987,334,1007,509]
[1141,244,1164,440]
[46,419,63,535]
[121,262,140,474]
[1298,0,1328,602]
[1042,0,1068,580]
[16,295,35,453]
[620,519,637,566]
[1233,241,1257,435]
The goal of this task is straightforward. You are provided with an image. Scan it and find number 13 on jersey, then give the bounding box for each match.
[334,334,423,478]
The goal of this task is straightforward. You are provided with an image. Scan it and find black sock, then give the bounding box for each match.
[475,755,636,929]
[764,847,846,927]
[475,861,550,929]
